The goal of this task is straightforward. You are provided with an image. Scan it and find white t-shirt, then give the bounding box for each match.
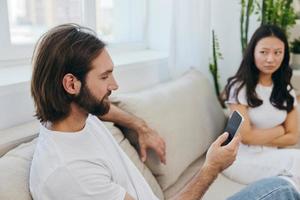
[226,82,298,129]
[30,115,158,200]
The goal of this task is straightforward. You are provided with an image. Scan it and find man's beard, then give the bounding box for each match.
[73,84,111,116]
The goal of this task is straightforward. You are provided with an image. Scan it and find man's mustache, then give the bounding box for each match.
[106,91,112,98]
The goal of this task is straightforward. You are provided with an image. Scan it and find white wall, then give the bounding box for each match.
[0,55,170,130]
[161,0,212,81]
[290,20,300,41]
[0,0,173,130]
[0,82,35,129]
[3,0,298,130]
[147,0,172,51]
[211,0,260,89]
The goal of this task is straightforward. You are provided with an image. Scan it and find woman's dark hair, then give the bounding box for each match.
[224,25,294,112]
[31,23,106,123]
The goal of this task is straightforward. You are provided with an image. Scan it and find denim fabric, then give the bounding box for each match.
[228,177,300,200]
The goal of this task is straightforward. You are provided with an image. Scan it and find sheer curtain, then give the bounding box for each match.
[168,0,212,78]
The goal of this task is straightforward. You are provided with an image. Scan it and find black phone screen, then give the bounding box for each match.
[222,111,243,146]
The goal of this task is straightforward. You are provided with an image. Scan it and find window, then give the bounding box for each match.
[7,0,83,45]
[96,0,146,44]
[0,0,147,62]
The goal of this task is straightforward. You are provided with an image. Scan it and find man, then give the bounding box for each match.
[30,24,300,200]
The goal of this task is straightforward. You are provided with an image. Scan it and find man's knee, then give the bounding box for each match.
[228,177,300,200]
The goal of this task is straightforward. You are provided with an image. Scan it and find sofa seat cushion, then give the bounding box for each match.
[164,155,245,200]
[203,172,246,200]
[112,69,227,190]
[0,122,164,200]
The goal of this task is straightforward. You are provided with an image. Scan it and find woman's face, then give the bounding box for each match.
[254,36,285,76]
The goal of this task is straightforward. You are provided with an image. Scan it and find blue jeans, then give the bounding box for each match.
[228,177,300,200]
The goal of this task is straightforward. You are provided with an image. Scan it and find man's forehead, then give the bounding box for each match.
[91,49,114,73]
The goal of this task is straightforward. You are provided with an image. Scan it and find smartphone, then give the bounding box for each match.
[221,110,244,146]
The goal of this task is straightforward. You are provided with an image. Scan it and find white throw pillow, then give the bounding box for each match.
[112,69,227,190]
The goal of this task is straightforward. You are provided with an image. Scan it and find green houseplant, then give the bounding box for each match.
[259,0,297,34]
[240,0,256,53]
[291,37,300,69]
[291,37,300,53]
[209,30,225,107]
[239,0,297,54]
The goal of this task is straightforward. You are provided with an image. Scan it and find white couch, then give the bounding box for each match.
[0,69,299,200]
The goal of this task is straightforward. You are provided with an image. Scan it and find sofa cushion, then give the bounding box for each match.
[0,122,164,200]
[165,101,300,199]
[104,122,164,199]
[0,120,39,157]
[112,69,227,190]
[163,155,246,200]
[0,138,36,200]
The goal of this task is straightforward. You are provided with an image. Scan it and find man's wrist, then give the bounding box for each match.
[202,162,221,176]
[121,113,147,135]
[132,119,148,135]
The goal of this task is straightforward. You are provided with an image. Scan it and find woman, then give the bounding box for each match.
[223,25,300,192]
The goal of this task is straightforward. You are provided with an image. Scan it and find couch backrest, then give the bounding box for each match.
[112,69,227,190]
[0,69,227,199]
[0,120,39,157]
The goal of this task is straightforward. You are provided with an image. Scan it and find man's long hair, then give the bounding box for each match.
[31,24,106,123]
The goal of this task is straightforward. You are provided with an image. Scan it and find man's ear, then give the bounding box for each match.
[62,73,81,95]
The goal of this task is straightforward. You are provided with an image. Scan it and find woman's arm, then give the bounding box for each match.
[228,104,285,145]
[265,107,299,147]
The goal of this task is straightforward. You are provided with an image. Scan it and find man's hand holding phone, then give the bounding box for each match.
[204,111,244,173]
[204,132,241,173]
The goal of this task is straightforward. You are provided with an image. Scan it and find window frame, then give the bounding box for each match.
[0,0,149,64]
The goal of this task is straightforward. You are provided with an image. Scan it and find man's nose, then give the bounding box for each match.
[109,84,118,91]
[108,76,119,91]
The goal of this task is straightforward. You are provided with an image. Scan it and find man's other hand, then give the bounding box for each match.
[136,121,166,164]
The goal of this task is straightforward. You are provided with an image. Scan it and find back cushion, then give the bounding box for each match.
[0,122,164,200]
[112,69,227,190]
[0,120,39,157]
[0,139,36,200]
[105,122,164,199]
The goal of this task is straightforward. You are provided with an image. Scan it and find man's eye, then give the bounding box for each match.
[260,51,267,54]
[275,51,282,55]
[101,76,108,80]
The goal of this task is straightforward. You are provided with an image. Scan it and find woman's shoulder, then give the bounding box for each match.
[227,79,244,90]
[226,80,247,105]
[288,86,298,107]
